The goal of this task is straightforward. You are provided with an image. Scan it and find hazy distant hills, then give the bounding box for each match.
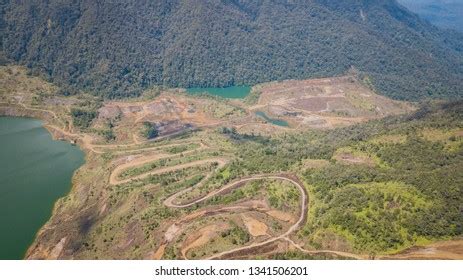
[2,0,463,100]
[398,0,463,32]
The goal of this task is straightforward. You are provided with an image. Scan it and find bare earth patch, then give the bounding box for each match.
[266,210,295,223]
[181,224,225,259]
[241,214,269,237]
[333,152,375,166]
[385,240,463,260]
[252,75,414,129]
[151,244,166,260]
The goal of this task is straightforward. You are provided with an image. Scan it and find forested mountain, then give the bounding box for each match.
[2,0,463,100]
[398,0,463,32]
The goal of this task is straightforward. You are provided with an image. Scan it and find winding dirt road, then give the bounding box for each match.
[111,158,227,185]
[15,99,364,260]
[203,175,308,259]
[108,142,363,260]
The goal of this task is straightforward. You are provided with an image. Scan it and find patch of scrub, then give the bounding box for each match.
[332,146,382,167]
[420,128,463,152]
[310,181,431,254]
[186,86,251,99]
[255,111,289,127]
[301,159,330,170]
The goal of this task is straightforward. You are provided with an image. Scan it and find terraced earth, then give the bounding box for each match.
[1,65,462,260]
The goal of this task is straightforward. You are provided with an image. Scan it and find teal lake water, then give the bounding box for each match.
[186,86,251,99]
[255,111,289,127]
[0,117,84,259]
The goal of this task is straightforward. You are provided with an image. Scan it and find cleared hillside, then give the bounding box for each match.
[1,65,462,259]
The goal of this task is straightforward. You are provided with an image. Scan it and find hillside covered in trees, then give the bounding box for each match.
[2,0,463,100]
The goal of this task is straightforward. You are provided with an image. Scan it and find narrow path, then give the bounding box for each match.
[108,142,212,185]
[204,175,307,260]
[116,147,349,260]
[111,158,227,185]
[160,170,364,260]
[18,97,59,119]
[283,237,365,260]
[14,99,362,260]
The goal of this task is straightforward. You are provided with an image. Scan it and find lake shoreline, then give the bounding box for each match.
[0,105,86,260]
[0,103,84,148]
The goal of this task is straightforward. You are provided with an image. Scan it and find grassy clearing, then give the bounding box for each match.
[333,146,386,168]
[420,128,463,152]
[186,220,250,259]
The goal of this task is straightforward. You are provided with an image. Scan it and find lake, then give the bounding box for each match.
[255,111,289,127]
[0,117,84,259]
[186,86,251,99]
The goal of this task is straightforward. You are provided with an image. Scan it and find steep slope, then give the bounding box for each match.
[2,0,463,100]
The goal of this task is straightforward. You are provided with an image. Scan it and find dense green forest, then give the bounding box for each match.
[2,0,463,100]
[302,102,462,253]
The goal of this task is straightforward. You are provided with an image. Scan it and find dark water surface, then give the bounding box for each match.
[186,86,251,99]
[255,111,289,127]
[0,117,84,259]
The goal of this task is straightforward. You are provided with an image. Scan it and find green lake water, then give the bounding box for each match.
[186,86,251,99]
[0,117,84,259]
[255,111,289,127]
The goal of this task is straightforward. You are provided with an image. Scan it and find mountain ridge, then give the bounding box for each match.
[2,0,463,100]
[398,0,463,32]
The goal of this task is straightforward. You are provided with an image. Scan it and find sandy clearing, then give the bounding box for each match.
[48,237,67,260]
[241,214,269,237]
[266,210,295,223]
[181,224,222,259]
[151,243,166,260]
[383,240,463,260]
[334,152,375,166]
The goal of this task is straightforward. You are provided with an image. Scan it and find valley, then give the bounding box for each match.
[1,65,461,260]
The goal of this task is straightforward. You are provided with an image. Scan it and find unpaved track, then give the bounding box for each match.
[204,175,308,259]
[161,170,364,260]
[108,141,216,185]
[18,97,59,119]
[112,158,228,185]
[123,151,357,260]
[18,100,206,154]
[16,100,363,259]
[165,175,304,210]
[153,170,311,260]
[283,237,365,260]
